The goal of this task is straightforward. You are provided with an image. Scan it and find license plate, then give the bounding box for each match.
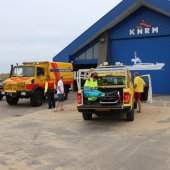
[96,108,111,111]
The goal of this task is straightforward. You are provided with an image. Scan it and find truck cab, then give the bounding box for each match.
[3,64,46,106]
[77,66,151,121]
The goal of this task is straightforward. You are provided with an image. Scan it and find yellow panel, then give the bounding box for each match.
[49,62,73,84]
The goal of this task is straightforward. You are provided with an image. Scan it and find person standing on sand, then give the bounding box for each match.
[44,76,56,109]
[55,76,64,112]
[134,72,145,113]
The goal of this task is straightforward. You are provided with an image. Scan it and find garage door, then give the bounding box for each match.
[110,36,170,94]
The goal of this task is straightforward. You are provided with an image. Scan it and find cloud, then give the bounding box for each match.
[0,0,122,73]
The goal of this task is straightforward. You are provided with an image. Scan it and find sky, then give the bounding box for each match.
[0,0,122,73]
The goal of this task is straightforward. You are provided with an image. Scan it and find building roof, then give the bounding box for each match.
[53,0,170,62]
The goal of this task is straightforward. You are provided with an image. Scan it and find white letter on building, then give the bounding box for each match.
[137,29,143,35]
[152,27,159,34]
[145,28,150,34]
[130,29,135,35]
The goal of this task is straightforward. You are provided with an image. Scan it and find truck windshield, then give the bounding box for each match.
[12,66,35,77]
[98,76,125,86]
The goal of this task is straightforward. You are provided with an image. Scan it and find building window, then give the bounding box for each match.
[79,52,86,60]
[75,42,99,61]
[94,43,99,59]
[86,47,93,59]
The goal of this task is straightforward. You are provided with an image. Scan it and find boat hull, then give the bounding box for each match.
[127,63,165,70]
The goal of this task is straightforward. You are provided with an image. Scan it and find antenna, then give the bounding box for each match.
[134,51,137,58]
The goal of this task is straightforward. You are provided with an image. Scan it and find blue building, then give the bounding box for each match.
[53,0,170,94]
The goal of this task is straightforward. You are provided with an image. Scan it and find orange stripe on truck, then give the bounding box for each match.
[26,84,36,91]
[26,84,45,91]
[64,81,73,85]
[51,63,60,83]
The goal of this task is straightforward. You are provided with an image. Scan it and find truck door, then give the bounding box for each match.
[140,74,152,104]
[36,67,45,85]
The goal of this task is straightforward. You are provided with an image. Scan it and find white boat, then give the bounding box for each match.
[127,52,165,70]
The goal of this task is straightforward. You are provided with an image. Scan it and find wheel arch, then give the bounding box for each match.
[31,86,44,95]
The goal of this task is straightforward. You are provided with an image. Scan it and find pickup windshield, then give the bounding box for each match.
[98,76,125,86]
[12,66,35,77]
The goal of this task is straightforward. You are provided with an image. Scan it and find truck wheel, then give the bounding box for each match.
[0,93,3,100]
[82,112,92,120]
[126,107,134,121]
[30,90,43,107]
[6,95,19,105]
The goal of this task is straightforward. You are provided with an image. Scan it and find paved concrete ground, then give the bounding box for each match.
[152,95,170,107]
[0,93,170,170]
[0,93,169,120]
[0,98,47,120]
[0,94,72,120]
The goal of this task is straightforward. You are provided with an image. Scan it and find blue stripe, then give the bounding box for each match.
[50,69,73,72]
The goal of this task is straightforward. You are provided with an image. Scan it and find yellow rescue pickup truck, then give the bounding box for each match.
[77,66,151,121]
[2,61,73,107]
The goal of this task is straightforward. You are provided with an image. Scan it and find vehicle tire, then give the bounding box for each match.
[134,101,137,109]
[6,95,19,105]
[0,93,3,100]
[30,90,43,107]
[82,112,92,120]
[126,107,134,121]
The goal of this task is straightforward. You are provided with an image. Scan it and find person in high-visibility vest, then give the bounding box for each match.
[134,72,146,113]
[84,68,104,101]
[84,69,98,89]
[44,76,56,109]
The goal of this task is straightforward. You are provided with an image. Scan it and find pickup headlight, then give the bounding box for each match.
[17,82,25,90]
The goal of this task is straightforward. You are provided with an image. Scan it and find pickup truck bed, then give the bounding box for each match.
[76,67,135,121]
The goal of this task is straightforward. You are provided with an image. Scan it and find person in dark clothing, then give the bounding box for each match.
[44,76,56,109]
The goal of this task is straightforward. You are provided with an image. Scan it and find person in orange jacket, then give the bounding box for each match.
[44,76,56,109]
